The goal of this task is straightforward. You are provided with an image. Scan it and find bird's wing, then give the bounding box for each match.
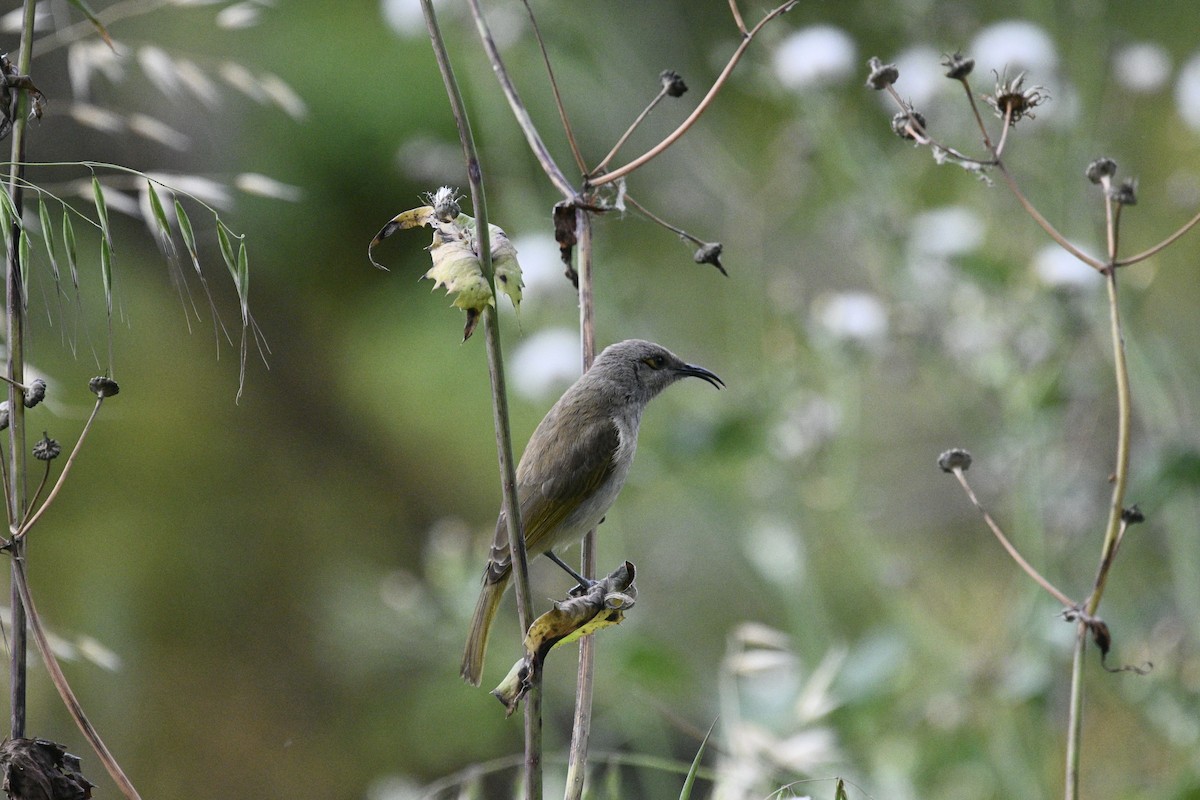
[520,412,620,554]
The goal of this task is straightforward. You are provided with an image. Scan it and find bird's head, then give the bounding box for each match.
[594,339,724,402]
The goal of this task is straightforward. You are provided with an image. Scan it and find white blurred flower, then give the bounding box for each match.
[888,46,951,108]
[909,206,986,258]
[1032,243,1094,288]
[743,516,806,588]
[774,25,857,90]
[769,390,841,461]
[509,328,580,401]
[1114,42,1172,93]
[971,19,1058,74]
[1174,52,1200,131]
[509,232,572,294]
[812,291,888,345]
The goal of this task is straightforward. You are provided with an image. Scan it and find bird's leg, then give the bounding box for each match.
[545,551,595,593]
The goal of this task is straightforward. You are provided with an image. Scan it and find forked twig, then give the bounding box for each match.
[14,394,105,541]
[591,2,797,187]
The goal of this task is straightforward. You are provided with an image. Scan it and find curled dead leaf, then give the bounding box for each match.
[492,562,637,715]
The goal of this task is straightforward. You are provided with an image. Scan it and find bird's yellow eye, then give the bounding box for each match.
[644,355,666,369]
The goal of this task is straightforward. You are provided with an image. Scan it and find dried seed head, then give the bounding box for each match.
[89,376,120,398]
[891,110,926,140]
[32,432,60,461]
[659,70,688,98]
[984,71,1049,126]
[1110,178,1138,206]
[694,242,728,276]
[1121,505,1145,525]
[1085,157,1118,184]
[866,57,899,90]
[427,186,461,222]
[941,51,975,80]
[937,448,972,473]
[22,378,46,408]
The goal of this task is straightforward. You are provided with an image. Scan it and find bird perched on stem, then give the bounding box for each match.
[461,339,723,685]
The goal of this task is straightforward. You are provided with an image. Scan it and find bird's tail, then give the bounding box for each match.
[461,569,510,686]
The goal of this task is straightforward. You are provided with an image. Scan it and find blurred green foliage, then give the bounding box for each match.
[3,0,1200,798]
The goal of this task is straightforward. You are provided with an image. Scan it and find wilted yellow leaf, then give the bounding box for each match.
[369,188,524,341]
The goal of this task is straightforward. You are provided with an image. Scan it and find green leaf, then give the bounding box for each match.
[236,242,249,320]
[17,229,30,309]
[0,188,17,230]
[91,175,111,246]
[146,180,172,247]
[62,210,80,289]
[65,0,114,49]
[216,222,237,283]
[174,200,201,269]
[678,721,715,800]
[835,777,849,800]
[38,198,60,285]
[100,237,113,315]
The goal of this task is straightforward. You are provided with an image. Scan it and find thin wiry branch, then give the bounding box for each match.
[519,0,586,175]
[590,1,796,187]
[591,85,671,176]
[14,394,105,540]
[947,465,1076,609]
[465,0,575,198]
[1114,206,1200,266]
[10,556,142,799]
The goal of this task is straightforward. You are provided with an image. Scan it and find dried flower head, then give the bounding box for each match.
[891,110,927,140]
[941,51,975,80]
[984,71,1049,125]
[32,432,60,461]
[693,242,727,276]
[427,186,461,223]
[866,57,899,90]
[22,378,46,408]
[89,376,120,397]
[1085,157,1118,185]
[659,70,688,98]
[937,448,972,473]
[1110,178,1138,206]
[1121,505,1145,525]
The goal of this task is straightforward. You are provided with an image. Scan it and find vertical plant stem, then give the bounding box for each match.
[1064,227,1132,800]
[5,0,38,741]
[419,2,541,797]
[1064,621,1087,800]
[564,208,595,800]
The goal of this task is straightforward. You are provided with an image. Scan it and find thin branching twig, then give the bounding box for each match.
[590,2,796,187]
[14,394,105,540]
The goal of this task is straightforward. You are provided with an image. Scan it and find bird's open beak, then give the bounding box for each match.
[677,363,724,389]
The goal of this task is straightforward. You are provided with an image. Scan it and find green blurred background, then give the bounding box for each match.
[4,0,1200,798]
